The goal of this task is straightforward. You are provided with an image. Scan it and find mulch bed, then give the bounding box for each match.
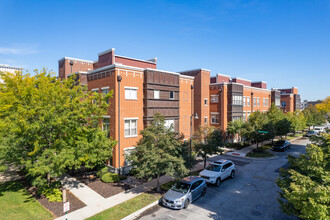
[19,179,86,218]
[36,190,86,217]
[87,179,131,198]
[73,172,132,198]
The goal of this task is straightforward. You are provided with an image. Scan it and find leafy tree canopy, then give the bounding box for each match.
[194,126,225,168]
[277,134,330,220]
[0,69,116,188]
[127,113,188,192]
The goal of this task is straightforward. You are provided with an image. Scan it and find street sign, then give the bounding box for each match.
[63,202,70,212]
[257,130,268,134]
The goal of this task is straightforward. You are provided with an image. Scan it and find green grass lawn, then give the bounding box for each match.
[246,146,275,158]
[0,181,53,220]
[87,193,161,220]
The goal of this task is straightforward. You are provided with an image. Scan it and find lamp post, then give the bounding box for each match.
[251,92,254,113]
[190,113,199,161]
[219,88,223,128]
[117,75,122,175]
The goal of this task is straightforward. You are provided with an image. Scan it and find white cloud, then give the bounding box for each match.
[0,46,40,55]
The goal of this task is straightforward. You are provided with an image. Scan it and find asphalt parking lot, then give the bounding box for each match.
[138,138,309,220]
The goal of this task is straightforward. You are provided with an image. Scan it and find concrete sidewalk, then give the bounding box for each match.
[55,162,206,220]
[225,140,273,157]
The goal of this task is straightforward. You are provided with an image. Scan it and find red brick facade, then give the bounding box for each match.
[58,49,301,168]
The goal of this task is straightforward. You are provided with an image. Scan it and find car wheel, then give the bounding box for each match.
[216,178,221,187]
[184,199,190,209]
[231,170,236,179]
[202,187,206,196]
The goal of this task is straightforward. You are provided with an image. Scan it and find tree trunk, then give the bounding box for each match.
[47,173,50,187]
[204,155,207,169]
[156,175,160,192]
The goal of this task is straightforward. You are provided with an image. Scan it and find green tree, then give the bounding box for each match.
[277,134,330,219]
[194,126,225,168]
[126,113,188,192]
[227,119,244,142]
[247,111,270,146]
[303,105,326,129]
[287,111,306,134]
[0,70,116,190]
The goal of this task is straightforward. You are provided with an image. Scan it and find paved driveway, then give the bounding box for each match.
[138,138,309,220]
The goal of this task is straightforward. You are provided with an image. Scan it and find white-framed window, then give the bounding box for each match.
[124,118,138,137]
[233,95,243,105]
[169,91,174,99]
[204,98,208,106]
[125,87,137,100]
[275,98,280,106]
[233,116,242,121]
[124,147,136,166]
[243,96,246,106]
[257,98,260,107]
[164,119,174,131]
[247,96,250,106]
[204,117,208,124]
[154,90,160,99]
[101,87,109,104]
[254,97,257,106]
[266,98,269,107]
[102,116,110,137]
[281,101,286,108]
[243,112,246,121]
[92,88,99,104]
[211,95,219,103]
[247,111,251,119]
[211,113,219,124]
[263,98,266,107]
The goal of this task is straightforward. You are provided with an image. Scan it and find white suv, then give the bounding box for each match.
[199,159,236,187]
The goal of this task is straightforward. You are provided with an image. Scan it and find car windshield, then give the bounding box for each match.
[206,164,221,172]
[171,182,191,193]
[275,141,285,146]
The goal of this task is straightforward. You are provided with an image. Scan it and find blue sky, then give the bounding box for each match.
[0,0,329,101]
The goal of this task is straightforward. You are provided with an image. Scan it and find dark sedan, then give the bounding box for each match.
[272,140,291,151]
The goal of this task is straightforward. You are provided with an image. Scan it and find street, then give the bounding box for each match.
[138,138,309,220]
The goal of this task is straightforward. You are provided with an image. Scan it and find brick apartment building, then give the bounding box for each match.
[272,87,301,113]
[58,48,301,168]
[59,49,194,169]
[209,74,271,130]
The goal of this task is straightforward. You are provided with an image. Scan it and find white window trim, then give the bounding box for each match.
[211,113,219,124]
[204,98,208,106]
[154,90,160,99]
[102,115,110,118]
[204,116,208,124]
[124,118,138,138]
[210,95,219,103]
[124,117,138,120]
[92,88,99,92]
[101,86,109,90]
[124,86,138,90]
[125,87,138,100]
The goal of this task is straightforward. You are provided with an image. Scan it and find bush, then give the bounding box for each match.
[0,164,7,172]
[101,172,127,183]
[129,168,138,176]
[42,187,62,202]
[225,142,250,150]
[161,180,177,191]
[36,181,62,202]
[97,166,109,178]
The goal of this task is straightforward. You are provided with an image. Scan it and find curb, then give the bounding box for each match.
[122,199,160,220]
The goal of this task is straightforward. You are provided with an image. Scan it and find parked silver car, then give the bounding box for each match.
[162,176,207,209]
